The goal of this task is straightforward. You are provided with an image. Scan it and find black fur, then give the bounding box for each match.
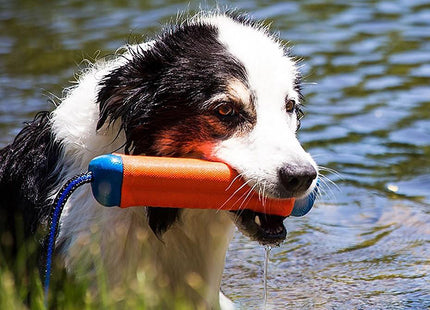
[0,111,61,257]
[97,21,248,236]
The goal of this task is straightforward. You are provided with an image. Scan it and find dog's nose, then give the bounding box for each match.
[278,163,317,196]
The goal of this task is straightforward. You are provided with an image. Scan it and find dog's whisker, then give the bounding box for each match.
[316,165,342,202]
[217,179,253,213]
[225,172,245,191]
[255,181,268,212]
[257,180,266,205]
[301,82,317,85]
[231,182,256,211]
[227,183,260,223]
[262,182,268,209]
[238,183,258,211]
[315,175,338,203]
[318,165,343,180]
[257,180,261,201]
[318,170,341,193]
[319,175,340,193]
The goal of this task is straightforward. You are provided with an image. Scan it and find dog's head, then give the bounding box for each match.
[97,13,317,245]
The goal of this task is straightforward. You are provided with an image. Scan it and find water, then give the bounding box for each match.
[1,0,429,309]
[263,245,272,310]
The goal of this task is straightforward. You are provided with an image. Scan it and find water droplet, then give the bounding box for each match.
[387,184,399,192]
[263,245,272,309]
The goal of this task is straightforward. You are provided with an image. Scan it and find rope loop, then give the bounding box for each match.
[44,172,93,304]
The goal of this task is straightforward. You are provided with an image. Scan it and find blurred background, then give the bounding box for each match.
[0,0,429,309]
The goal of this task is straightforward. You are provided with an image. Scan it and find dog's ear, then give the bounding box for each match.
[96,47,163,153]
[96,64,147,132]
[146,207,181,238]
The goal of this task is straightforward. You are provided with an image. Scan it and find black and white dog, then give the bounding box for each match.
[0,12,317,309]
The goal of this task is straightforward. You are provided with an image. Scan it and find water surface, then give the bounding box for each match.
[1,0,429,309]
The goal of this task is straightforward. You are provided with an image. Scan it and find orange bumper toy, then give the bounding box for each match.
[88,154,316,217]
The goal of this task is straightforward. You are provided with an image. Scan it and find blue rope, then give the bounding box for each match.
[44,172,93,304]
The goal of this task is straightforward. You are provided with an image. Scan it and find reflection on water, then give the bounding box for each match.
[1,0,429,309]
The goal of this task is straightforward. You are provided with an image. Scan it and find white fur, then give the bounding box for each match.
[210,16,317,199]
[49,14,316,309]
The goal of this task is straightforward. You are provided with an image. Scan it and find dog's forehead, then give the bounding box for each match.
[207,16,300,107]
[226,79,250,102]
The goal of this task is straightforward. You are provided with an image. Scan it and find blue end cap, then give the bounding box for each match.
[88,154,123,207]
[290,180,319,217]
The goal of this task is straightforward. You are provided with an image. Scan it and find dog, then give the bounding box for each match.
[0,12,317,309]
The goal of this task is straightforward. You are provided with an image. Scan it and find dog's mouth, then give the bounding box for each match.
[230,209,287,246]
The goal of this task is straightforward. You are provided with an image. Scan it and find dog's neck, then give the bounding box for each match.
[59,194,235,309]
[152,209,235,307]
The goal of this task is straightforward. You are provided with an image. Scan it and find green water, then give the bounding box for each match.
[1,0,429,309]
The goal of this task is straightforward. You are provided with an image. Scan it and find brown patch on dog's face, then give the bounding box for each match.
[151,115,229,158]
[151,79,256,159]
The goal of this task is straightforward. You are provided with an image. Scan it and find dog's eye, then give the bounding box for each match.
[285,99,296,113]
[216,103,236,117]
